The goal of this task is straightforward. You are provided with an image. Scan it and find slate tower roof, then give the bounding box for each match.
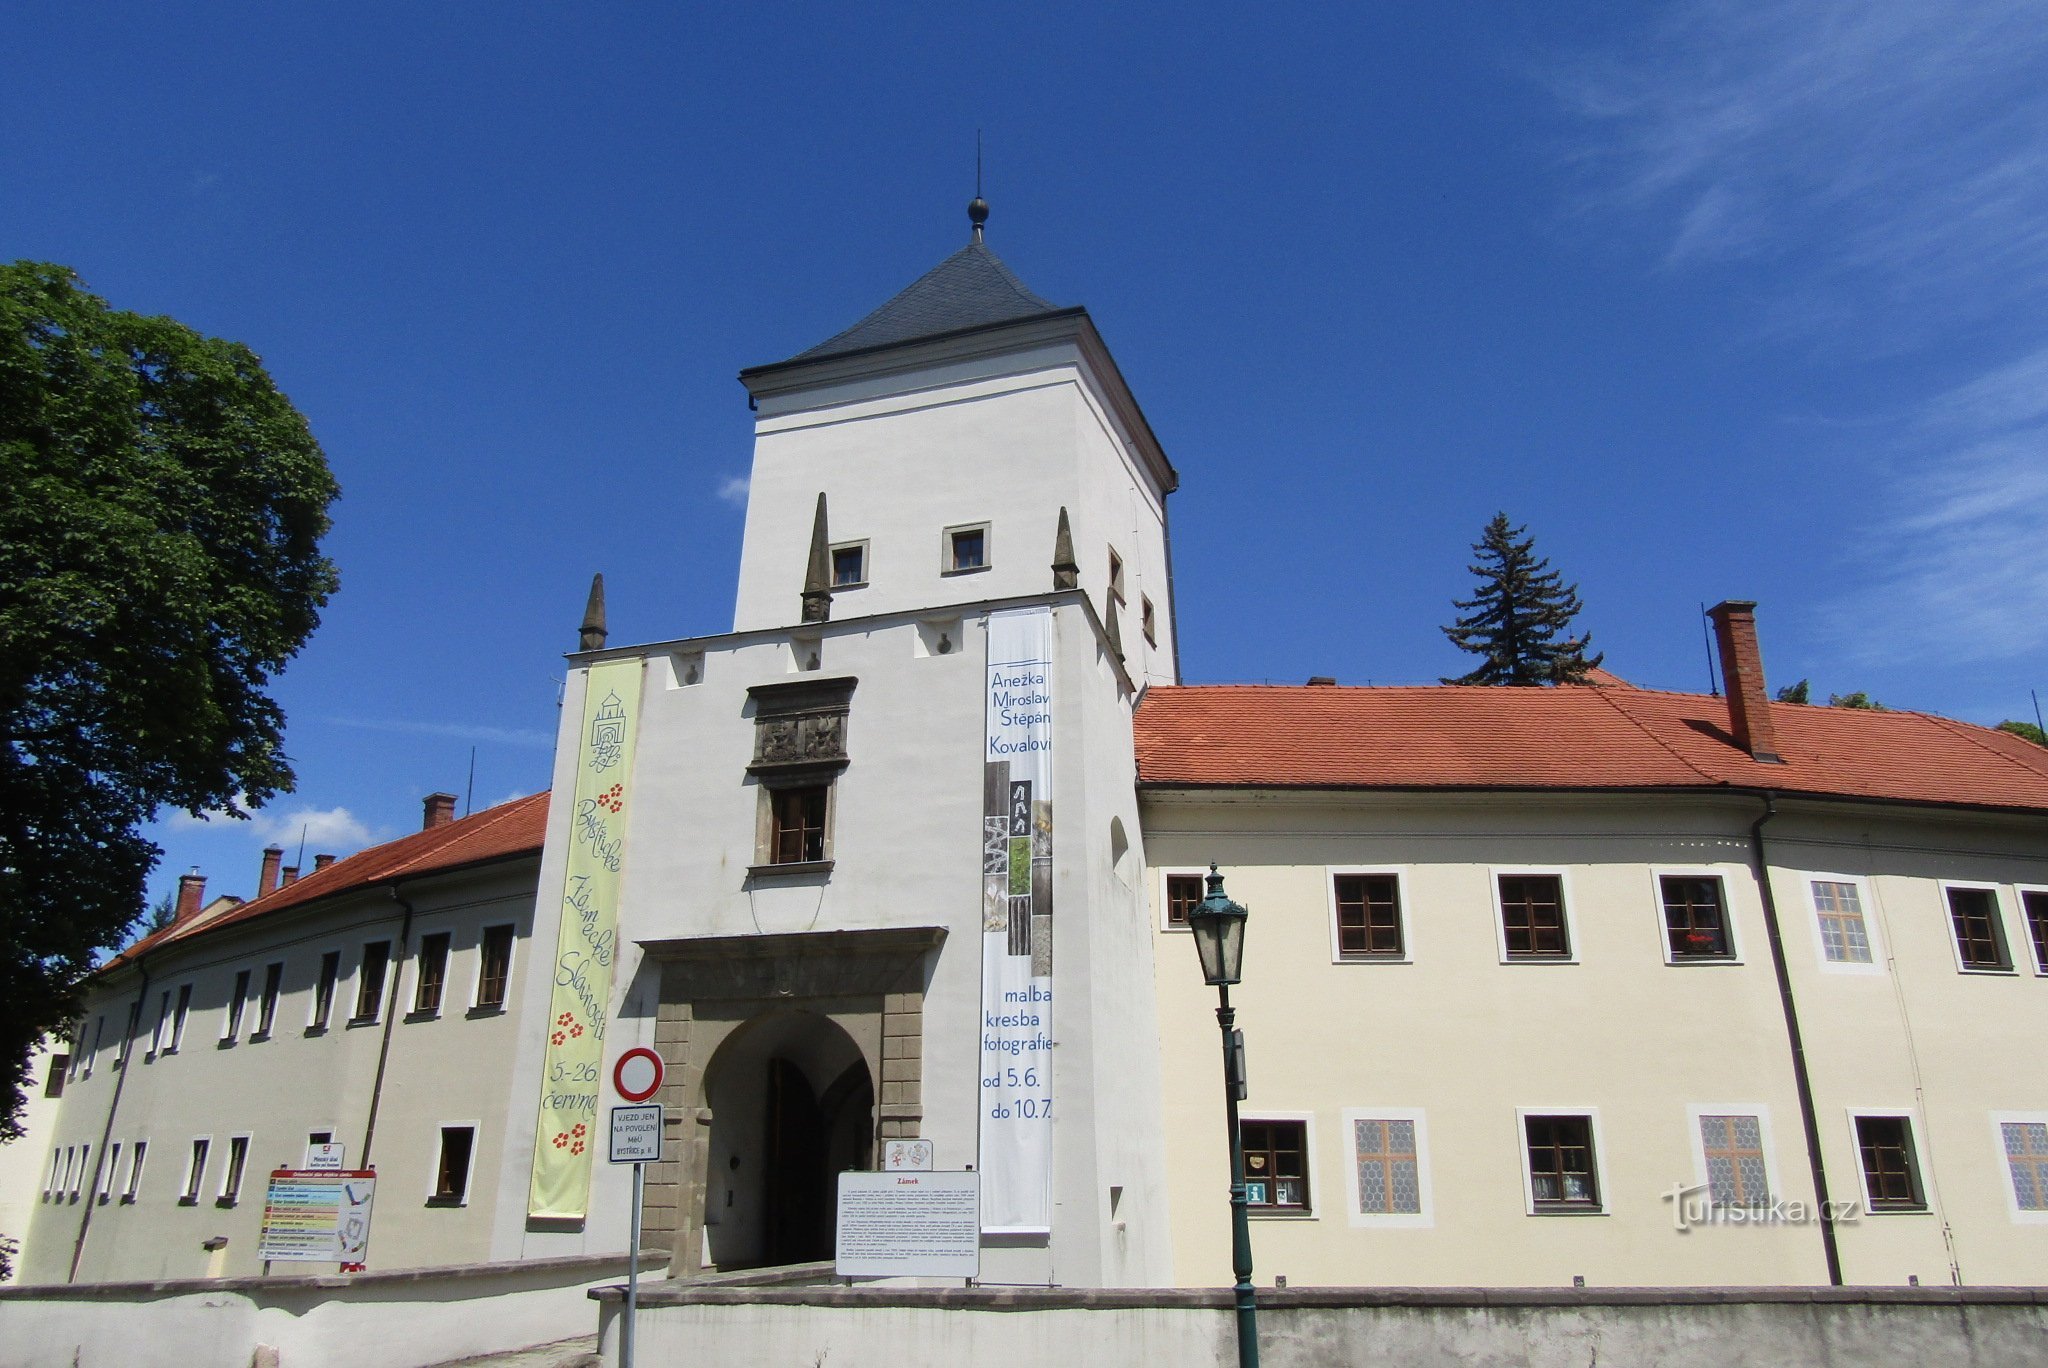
[786,240,1062,363]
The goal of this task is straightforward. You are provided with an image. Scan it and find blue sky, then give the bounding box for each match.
[6,3,2045,908]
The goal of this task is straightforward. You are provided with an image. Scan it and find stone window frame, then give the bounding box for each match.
[1686,1103,1780,1208]
[1804,873,1885,976]
[829,539,869,589]
[1327,868,1413,964]
[428,1122,479,1206]
[941,522,991,576]
[1492,869,1576,964]
[1990,1111,2048,1224]
[1849,1109,1927,1213]
[1941,881,2015,975]
[1342,1107,1432,1228]
[746,676,855,878]
[1654,868,1741,965]
[1517,1107,1607,1215]
[1239,1111,1317,1218]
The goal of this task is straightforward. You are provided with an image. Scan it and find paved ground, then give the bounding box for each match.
[421,1334,599,1368]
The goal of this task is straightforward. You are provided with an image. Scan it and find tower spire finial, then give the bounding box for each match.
[969,130,989,244]
[578,572,607,651]
[801,492,833,624]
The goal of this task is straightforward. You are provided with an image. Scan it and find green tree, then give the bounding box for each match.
[1997,720,2047,747]
[1776,679,1811,704]
[1441,513,1602,685]
[1828,692,1886,711]
[0,262,338,1138]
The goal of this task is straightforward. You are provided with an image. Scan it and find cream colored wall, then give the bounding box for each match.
[1143,790,2048,1289]
[23,862,538,1285]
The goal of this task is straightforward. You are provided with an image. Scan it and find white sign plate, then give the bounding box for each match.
[609,1103,663,1163]
[835,1171,980,1279]
[882,1139,934,1171]
[303,1142,345,1171]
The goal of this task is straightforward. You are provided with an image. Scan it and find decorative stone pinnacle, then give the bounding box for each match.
[801,492,832,624]
[1051,506,1079,590]
[579,573,607,651]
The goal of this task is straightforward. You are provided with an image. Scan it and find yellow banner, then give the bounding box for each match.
[528,657,642,1219]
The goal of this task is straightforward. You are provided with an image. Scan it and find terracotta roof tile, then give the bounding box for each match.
[1135,685,2048,813]
[111,793,548,969]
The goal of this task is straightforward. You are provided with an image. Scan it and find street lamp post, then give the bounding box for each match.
[1186,863,1259,1368]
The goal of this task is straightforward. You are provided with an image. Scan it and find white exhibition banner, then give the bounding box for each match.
[978,605,1055,1233]
[836,1171,981,1279]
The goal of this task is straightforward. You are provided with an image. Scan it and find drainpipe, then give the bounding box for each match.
[1747,793,1843,1285]
[360,883,415,1168]
[68,959,151,1282]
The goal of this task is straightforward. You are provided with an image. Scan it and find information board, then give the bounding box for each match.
[259,1170,377,1263]
[834,1171,980,1279]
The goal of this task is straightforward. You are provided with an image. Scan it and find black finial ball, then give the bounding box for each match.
[968,196,990,227]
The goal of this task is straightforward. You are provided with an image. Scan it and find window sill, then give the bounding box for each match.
[1334,955,1413,966]
[217,1038,237,1049]
[215,1196,239,1209]
[940,563,991,577]
[424,1195,468,1209]
[177,1196,198,1207]
[1864,1203,1929,1215]
[1666,956,1742,967]
[119,1195,136,1205]
[467,1003,508,1020]
[1957,966,2016,976]
[404,1009,442,1024]
[249,1031,272,1044]
[346,1016,381,1029]
[1500,956,1579,966]
[1529,1205,1607,1217]
[746,860,834,881]
[1248,1208,1317,1221]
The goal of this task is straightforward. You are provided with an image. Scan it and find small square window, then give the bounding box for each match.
[943,523,989,574]
[1855,1115,1925,1211]
[830,541,867,588]
[1524,1114,1600,1211]
[1108,547,1125,603]
[1141,596,1157,646]
[1334,874,1404,959]
[1498,874,1570,960]
[431,1126,476,1206]
[414,932,451,1016]
[1811,880,1875,965]
[354,942,390,1024]
[1240,1120,1309,1211]
[1662,875,1733,961]
[1945,886,2011,971]
[477,925,515,1009]
[1164,873,1203,928]
[2023,891,2048,974]
[770,785,829,865]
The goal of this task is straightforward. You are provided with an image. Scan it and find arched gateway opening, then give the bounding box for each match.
[702,1010,874,1270]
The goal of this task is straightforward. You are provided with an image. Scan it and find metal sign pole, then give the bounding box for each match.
[624,1158,642,1368]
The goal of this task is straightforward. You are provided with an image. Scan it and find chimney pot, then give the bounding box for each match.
[1707,600,1784,764]
[313,853,336,872]
[281,866,300,887]
[1307,676,1337,686]
[258,846,284,897]
[175,872,207,921]
[423,793,458,829]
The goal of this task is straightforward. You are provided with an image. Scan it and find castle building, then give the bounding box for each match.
[22,208,2048,1293]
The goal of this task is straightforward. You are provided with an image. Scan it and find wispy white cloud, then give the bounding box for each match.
[326,715,555,750]
[165,799,379,856]
[717,475,750,507]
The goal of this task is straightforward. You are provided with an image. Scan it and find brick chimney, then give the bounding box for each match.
[423,793,458,830]
[313,853,336,872]
[258,845,284,896]
[175,871,206,921]
[1707,600,1784,764]
[281,866,300,887]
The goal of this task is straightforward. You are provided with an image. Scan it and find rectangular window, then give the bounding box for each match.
[1352,1118,1421,1215]
[1498,874,1570,960]
[431,1126,476,1205]
[219,1135,250,1205]
[169,984,191,1051]
[770,785,829,865]
[1699,1113,1770,1206]
[181,1138,210,1204]
[124,1141,147,1202]
[1239,1120,1309,1211]
[43,1055,66,1098]
[83,1016,104,1078]
[1164,872,1203,928]
[944,523,989,574]
[1662,875,1733,961]
[414,932,451,1016]
[224,968,251,1041]
[66,1020,85,1082]
[1999,1119,2048,1216]
[1855,1115,1925,1211]
[477,924,515,1009]
[311,950,341,1029]
[2023,891,2048,973]
[70,1144,89,1200]
[1812,880,1874,965]
[1946,886,2011,971]
[830,541,867,588]
[354,942,390,1023]
[1108,547,1125,603]
[1141,595,1157,646]
[100,1142,121,1202]
[150,989,171,1057]
[1524,1114,1600,1211]
[1334,874,1405,959]
[255,962,283,1038]
[45,1148,60,1198]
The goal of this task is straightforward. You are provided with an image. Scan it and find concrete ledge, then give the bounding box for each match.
[1,1249,666,1302]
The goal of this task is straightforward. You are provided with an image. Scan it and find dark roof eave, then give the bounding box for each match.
[739,306,1091,388]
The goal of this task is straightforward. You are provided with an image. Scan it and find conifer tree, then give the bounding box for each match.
[1441,513,1602,685]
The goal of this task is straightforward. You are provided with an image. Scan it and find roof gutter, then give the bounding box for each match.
[68,954,152,1282]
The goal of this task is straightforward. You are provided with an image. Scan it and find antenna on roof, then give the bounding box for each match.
[465,745,477,818]
[969,130,989,244]
[295,823,307,871]
[1699,602,1719,696]
[2032,688,2044,738]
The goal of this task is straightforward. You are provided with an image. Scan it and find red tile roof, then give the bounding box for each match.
[1135,685,2048,813]
[112,793,548,969]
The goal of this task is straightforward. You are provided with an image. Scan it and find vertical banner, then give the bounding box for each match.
[528,657,643,1220]
[979,606,1055,1232]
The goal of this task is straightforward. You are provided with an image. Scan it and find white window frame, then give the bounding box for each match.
[309,947,342,1030]
[1107,544,1126,604]
[353,940,392,1024]
[1685,1104,1781,1209]
[223,968,251,1043]
[1156,867,1207,934]
[1939,881,2016,975]
[1990,1111,2048,1225]
[941,521,991,576]
[1845,1107,1927,1214]
[828,538,869,590]
[168,983,191,1051]
[70,1143,90,1201]
[1239,1109,1318,1220]
[181,1135,212,1204]
[1340,1107,1433,1228]
[217,1133,252,1205]
[253,960,284,1039]
[1652,868,1743,965]
[473,923,518,1011]
[149,989,171,1058]
[1491,868,1579,965]
[1801,873,1885,976]
[99,1141,121,1203]
[82,1015,103,1078]
[412,930,453,1018]
[1515,1106,1609,1216]
[2017,886,2048,976]
[1140,594,1157,647]
[427,1120,482,1206]
[1325,867,1415,964]
[45,1146,62,1197]
[124,1140,148,1202]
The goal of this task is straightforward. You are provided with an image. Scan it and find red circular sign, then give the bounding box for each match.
[613,1047,664,1102]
